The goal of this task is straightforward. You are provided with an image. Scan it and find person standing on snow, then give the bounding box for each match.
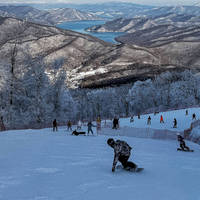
[160,115,164,123]
[107,138,137,172]
[112,117,118,129]
[147,116,151,125]
[116,118,119,129]
[53,119,58,131]
[87,121,95,135]
[0,116,5,131]
[173,118,177,128]
[192,113,196,120]
[77,120,82,130]
[96,116,101,133]
[67,120,72,131]
[130,116,134,123]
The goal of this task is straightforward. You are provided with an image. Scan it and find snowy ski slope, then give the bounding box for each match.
[0,107,200,200]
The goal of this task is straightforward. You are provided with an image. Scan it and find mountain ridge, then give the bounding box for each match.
[0,16,199,89]
[0,5,100,25]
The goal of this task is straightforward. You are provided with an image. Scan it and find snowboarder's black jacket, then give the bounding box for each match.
[178,135,186,146]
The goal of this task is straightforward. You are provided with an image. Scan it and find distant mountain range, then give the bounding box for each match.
[115,25,200,47]
[0,6,100,25]
[1,3,200,25]
[3,2,154,19]
[86,10,200,49]
[87,13,200,33]
[3,2,200,19]
[1,16,200,89]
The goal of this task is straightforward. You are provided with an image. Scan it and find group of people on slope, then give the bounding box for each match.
[53,116,123,135]
[131,110,198,129]
[147,115,176,127]
[52,118,101,135]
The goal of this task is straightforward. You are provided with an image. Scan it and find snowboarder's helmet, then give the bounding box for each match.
[107,138,115,146]
[176,133,180,136]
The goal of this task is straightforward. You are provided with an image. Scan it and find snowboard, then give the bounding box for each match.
[116,165,144,172]
[177,148,194,152]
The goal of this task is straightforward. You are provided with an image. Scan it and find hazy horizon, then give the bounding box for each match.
[0,0,200,6]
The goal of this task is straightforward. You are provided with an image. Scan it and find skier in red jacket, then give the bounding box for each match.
[160,115,164,123]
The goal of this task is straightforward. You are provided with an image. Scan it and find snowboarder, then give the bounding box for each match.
[173,118,177,128]
[53,119,58,131]
[138,114,140,119]
[87,121,95,135]
[107,138,138,172]
[192,113,196,120]
[147,116,151,125]
[177,133,191,151]
[130,116,134,123]
[67,120,72,131]
[160,115,164,123]
[185,110,188,116]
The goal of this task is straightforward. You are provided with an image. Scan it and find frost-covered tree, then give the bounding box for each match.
[127,79,156,114]
[21,55,52,128]
[59,88,77,123]
[127,70,200,114]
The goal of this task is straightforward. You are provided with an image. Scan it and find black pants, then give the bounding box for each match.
[180,143,190,151]
[88,128,93,134]
[118,156,137,169]
[67,126,72,131]
[53,126,57,131]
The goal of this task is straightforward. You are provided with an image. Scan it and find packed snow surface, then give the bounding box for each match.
[0,107,200,200]
[0,128,199,200]
[119,107,200,131]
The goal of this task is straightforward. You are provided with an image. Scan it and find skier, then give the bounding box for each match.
[130,116,134,123]
[77,120,82,130]
[53,119,57,131]
[116,118,119,129]
[177,133,191,151]
[173,118,177,128]
[112,117,118,129]
[96,116,101,133]
[147,116,151,125]
[185,110,188,116]
[192,113,196,120]
[67,120,72,131]
[87,121,95,135]
[160,115,164,123]
[107,138,137,172]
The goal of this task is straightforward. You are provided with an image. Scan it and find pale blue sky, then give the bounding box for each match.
[1,0,200,6]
